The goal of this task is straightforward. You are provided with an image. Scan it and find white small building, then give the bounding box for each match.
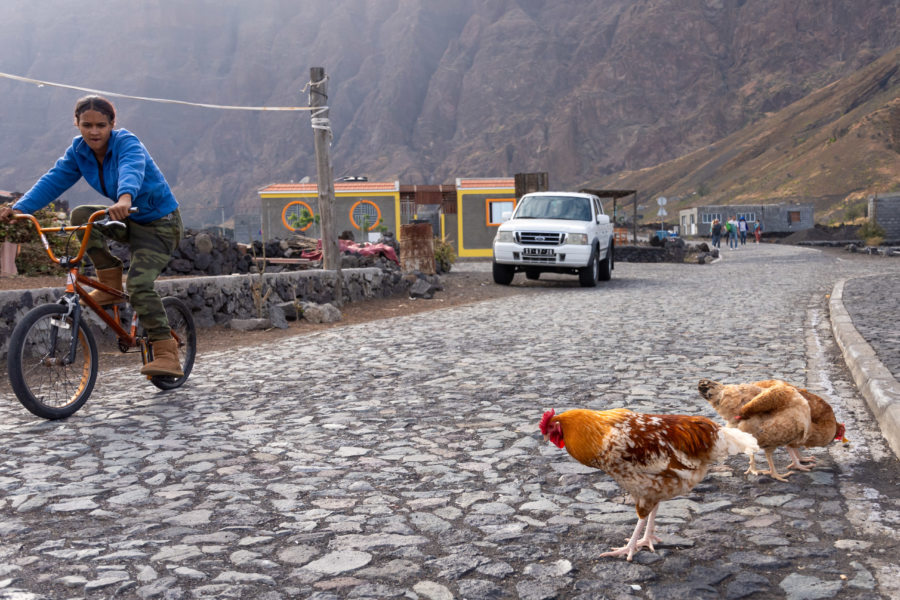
[679,202,814,237]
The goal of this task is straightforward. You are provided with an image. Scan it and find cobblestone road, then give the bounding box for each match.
[1,244,899,600]
[843,272,900,382]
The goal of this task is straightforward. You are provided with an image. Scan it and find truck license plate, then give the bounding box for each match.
[523,248,555,256]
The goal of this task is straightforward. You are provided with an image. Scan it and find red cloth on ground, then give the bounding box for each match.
[300,239,399,264]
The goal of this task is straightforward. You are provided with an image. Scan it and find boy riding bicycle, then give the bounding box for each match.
[0,95,183,377]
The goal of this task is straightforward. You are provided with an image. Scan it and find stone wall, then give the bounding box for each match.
[0,267,409,360]
[614,239,688,263]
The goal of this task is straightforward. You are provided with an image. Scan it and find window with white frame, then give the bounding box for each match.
[736,212,756,222]
[487,199,516,225]
[701,213,721,224]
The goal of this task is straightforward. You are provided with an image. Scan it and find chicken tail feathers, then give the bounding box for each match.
[716,426,760,457]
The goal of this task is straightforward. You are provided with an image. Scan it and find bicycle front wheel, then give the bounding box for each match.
[7,303,99,420]
[147,296,197,391]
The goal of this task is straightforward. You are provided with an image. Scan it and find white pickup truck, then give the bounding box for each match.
[491,191,614,287]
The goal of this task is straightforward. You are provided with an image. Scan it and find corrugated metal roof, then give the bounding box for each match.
[259,181,399,194]
[399,184,457,204]
[456,177,515,189]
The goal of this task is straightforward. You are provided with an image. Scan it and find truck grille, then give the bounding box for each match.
[516,231,564,245]
[521,255,557,264]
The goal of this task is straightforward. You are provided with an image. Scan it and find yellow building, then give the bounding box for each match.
[455,177,516,258]
[258,180,401,241]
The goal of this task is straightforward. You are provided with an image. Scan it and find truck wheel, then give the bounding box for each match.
[525,269,540,280]
[492,262,515,285]
[578,249,600,287]
[598,247,612,281]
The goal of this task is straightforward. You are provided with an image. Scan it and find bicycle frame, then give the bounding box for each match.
[14,210,149,359]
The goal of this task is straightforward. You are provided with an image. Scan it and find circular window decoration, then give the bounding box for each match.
[282,201,315,232]
[349,200,382,231]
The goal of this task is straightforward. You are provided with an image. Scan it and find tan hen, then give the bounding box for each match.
[697,379,811,482]
[751,380,847,470]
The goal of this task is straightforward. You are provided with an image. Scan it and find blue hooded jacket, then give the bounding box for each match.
[14,129,178,224]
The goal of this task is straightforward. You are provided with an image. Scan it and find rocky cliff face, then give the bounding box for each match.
[1,0,897,227]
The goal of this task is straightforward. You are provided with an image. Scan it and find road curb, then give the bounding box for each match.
[830,278,900,459]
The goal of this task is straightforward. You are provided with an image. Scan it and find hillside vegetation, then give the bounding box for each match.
[592,47,900,224]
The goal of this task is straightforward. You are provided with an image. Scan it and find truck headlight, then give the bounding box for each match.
[566,233,588,245]
[494,231,514,244]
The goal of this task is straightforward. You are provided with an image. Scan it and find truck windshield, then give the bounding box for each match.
[514,196,592,221]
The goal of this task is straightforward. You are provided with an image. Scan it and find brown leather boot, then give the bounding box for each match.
[89,266,125,305]
[140,338,184,377]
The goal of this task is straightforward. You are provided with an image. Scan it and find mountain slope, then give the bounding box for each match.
[0,0,898,227]
[592,46,900,223]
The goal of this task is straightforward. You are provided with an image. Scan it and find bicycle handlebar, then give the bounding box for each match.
[12,207,136,266]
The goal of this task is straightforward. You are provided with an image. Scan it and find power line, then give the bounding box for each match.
[0,72,314,112]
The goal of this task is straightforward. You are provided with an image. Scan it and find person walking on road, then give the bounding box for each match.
[726,216,739,249]
[0,95,184,377]
[738,216,749,246]
[710,219,722,248]
[754,219,763,244]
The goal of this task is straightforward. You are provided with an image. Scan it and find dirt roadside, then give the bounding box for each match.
[0,266,532,367]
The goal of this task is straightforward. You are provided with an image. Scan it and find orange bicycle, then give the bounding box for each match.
[6,209,196,419]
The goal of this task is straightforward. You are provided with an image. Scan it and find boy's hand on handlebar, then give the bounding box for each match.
[107,196,133,221]
[0,204,22,224]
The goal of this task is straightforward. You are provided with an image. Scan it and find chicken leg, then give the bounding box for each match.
[749,449,793,482]
[600,505,661,561]
[785,446,816,470]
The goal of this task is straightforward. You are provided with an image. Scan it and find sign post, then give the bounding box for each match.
[657,197,667,237]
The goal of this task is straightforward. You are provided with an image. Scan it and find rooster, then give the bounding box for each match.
[539,408,759,561]
[748,380,847,471]
[698,379,812,482]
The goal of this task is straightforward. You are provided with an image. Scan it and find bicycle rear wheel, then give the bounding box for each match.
[145,296,197,390]
[7,303,99,420]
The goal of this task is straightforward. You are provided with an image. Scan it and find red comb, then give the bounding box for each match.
[835,423,847,441]
[539,409,556,435]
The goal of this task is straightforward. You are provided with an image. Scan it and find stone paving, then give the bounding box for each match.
[1,243,899,600]
[842,272,900,381]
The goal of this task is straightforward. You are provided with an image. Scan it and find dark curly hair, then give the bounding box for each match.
[74,95,116,124]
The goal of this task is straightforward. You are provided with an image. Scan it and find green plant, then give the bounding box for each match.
[3,204,72,276]
[357,214,387,244]
[843,202,865,222]
[1,205,61,244]
[697,182,710,197]
[434,236,457,272]
[858,219,886,246]
[287,207,320,231]
[359,214,383,233]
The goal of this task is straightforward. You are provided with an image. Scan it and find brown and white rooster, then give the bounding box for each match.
[540,408,758,561]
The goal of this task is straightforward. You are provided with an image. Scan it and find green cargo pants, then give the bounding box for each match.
[71,206,183,341]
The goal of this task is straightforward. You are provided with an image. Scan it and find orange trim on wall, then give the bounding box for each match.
[485,197,517,226]
[349,200,383,231]
[282,201,315,232]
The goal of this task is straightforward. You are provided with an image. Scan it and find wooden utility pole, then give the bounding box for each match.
[309,67,340,271]
[308,66,343,302]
